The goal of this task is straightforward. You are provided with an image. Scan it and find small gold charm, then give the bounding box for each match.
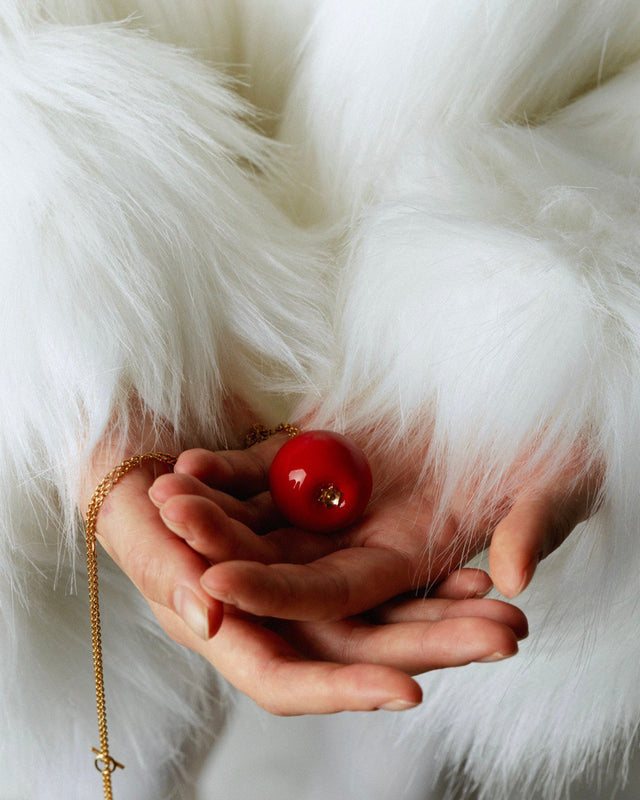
[317,484,343,507]
[85,452,176,799]
[92,748,125,774]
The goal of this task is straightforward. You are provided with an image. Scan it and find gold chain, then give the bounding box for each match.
[84,452,177,799]
[83,430,297,796]
[243,423,300,449]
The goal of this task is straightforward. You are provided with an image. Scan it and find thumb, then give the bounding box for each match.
[489,457,602,598]
[489,490,586,598]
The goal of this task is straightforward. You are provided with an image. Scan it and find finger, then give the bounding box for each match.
[158,493,279,562]
[156,493,337,565]
[150,471,283,532]
[489,492,568,598]
[429,568,493,599]
[96,466,223,640]
[284,615,519,674]
[490,456,603,598]
[200,547,413,621]
[150,601,423,715]
[174,435,288,498]
[369,597,528,640]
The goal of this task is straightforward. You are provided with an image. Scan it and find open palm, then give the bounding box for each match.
[144,434,531,713]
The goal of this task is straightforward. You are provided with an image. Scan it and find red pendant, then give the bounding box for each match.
[268,430,373,533]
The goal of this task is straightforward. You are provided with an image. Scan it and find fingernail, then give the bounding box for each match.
[378,699,420,711]
[521,555,540,592]
[173,586,213,640]
[503,557,538,598]
[147,482,166,507]
[513,573,530,597]
[476,651,514,663]
[200,574,236,604]
[159,504,184,527]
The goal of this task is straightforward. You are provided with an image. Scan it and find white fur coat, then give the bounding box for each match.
[3,2,640,798]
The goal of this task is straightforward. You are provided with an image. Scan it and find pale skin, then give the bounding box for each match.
[83,419,600,716]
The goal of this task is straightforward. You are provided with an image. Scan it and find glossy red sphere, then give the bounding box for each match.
[268,430,373,533]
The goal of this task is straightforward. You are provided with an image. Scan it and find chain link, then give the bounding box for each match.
[84,452,177,799]
[84,432,296,797]
[243,423,300,449]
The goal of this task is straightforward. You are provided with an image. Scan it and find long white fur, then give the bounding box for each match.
[0,4,328,797]
[5,1,640,799]
[285,2,640,798]
[36,0,316,133]
[278,0,640,222]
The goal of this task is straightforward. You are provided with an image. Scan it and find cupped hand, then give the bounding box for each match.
[84,457,224,640]
[140,436,536,714]
[154,432,601,629]
[85,434,526,716]
[148,566,525,715]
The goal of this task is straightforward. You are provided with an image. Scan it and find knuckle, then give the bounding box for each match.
[269,568,299,616]
[254,657,291,717]
[309,563,350,619]
[337,626,360,664]
[127,542,160,601]
[247,449,269,485]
